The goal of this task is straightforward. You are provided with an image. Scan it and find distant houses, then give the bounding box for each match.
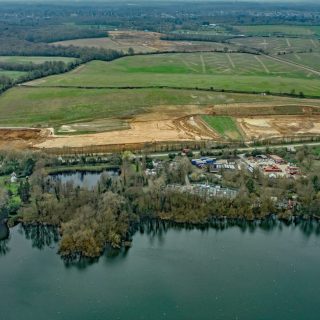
[191,157,216,168]
[167,183,238,199]
[242,153,300,178]
[269,154,285,164]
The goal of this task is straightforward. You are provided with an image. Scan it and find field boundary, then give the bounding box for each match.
[19,84,320,100]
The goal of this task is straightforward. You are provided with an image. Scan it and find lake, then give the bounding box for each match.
[1,220,320,320]
[50,170,118,189]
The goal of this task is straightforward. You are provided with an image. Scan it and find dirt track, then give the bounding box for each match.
[35,116,218,149]
[238,115,320,140]
[35,113,320,150]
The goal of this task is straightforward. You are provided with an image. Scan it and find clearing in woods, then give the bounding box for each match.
[201,115,243,141]
[52,30,236,53]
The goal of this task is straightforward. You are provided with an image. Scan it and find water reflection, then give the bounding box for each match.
[1,218,320,263]
[63,245,131,269]
[50,170,118,189]
[0,222,10,256]
[21,224,59,250]
[0,238,10,256]
[0,222,9,241]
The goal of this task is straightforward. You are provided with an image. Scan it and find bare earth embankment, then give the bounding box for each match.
[238,116,320,140]
[31,103,320,150]
[0,128,52,149]
[34,110,219,149]
[1,102,320,151]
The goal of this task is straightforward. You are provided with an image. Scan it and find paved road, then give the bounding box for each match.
[148,141,320,158]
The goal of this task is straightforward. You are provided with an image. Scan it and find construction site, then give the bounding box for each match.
[0,101,318,152]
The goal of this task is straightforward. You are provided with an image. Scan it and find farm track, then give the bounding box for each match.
[200,54,206,73]
[254,56,270,74]
[286,38,291,47]
[226,53,235,68]
[310,39,318,48]
[264,54,320,76]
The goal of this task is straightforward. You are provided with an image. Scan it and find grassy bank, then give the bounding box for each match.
[202,115,243,141]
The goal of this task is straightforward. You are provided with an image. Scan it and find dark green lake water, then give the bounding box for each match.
[1,221,320,320]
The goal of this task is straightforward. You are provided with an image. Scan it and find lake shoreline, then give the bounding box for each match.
[3,214,320,261]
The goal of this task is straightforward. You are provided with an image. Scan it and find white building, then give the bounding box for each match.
[10,172,17,183]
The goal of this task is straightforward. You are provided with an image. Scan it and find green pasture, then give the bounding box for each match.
[230,37,320,55]
[202,115,243,141]
[0,70,27,80]
[0,86,312,130]
[33,52,320,97]
[282,52,320,72]
[0,56,77,64]
[234,25,320,37]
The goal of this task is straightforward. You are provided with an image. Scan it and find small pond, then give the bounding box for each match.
[50,170,118,189]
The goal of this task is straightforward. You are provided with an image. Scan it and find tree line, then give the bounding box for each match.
[160,33,236,43]
[0,38,124,62]
[0,44,125,94]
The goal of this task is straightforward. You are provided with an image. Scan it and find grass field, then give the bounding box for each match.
[229,37,320,55]
[1,51,320,135]
[0,56,77,64]
[0,70,27,80]
[234,25,320,37]
[282,52,320,72]
[0,86,316,130]
[32,52,320,97]
[201,115,243,140]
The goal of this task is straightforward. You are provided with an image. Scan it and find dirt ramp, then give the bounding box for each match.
[0,128,51,149]
[237,116,320,140]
